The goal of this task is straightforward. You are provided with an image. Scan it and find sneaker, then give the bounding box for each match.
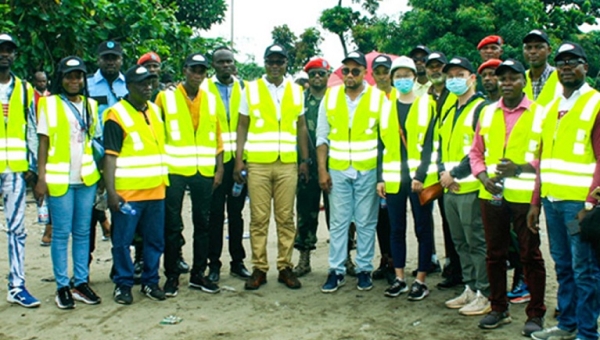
[133,260,143,285]
[189,274,220,294]
[72,283,101,305]
[530,326,576,340]
[458,290,491,316]
[407,281,429,301]
[445,285,476,309]
[384,278,408,297]
[321,271,345,293]
[141,284,166,301]
[371,258,387,280]
[6,285,40,308]
[478,310,512,329]
[507,280,529,299]
[510,293,531,304]
[55,286,75,309]
[163,277,179,298]
[522,317,544,337]
[113,285,133,305]
[356,271,373,291]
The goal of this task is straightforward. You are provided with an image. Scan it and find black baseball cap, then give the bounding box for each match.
[409,45,431,57]
[443,56,475,74]
[523,29,551,45]
[97,41,123,57]
[124,65,158,84]
[426,52,447,66]
[495,59,526,75]
[264,44,288,59]
[554,41,587,62]
[371,54,392,70]
[342,50,367,67]
[58,56,87,75]
[0,33,17,49]
[184,53,209,67]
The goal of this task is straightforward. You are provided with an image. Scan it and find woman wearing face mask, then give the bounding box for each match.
[377,56,437,301]
[34,56,102,309]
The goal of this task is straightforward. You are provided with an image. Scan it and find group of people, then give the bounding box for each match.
[0,28,599,340]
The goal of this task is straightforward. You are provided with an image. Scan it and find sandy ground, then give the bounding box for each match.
[0,193,560,340]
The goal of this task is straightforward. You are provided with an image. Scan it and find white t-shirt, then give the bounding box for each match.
[0,77,14,122]
[239,76,304,120]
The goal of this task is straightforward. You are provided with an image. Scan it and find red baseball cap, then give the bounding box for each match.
[477,35,503,50]
[137,52,161,65]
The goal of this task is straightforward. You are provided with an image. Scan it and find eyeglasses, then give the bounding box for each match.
[308,70,327,78]
[341,68,363,76]
[556,58,585,68]
[265,59,286,66]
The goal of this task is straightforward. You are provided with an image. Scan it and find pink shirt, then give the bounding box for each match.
[470,95,533,177]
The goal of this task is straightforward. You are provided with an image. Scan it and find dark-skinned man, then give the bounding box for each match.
[103,65,169,305]
[478,59,502,102]
[137,52,162,102]
[317,51,384,293]
[0,33,40,308]
[522,29,562,107]
[155,53,224,297]
[469,59,546,336]
[409,45,432,97]
[88,41,127,119]
[529,42,600,340]
[234,44,310,291]
[477,36,503,62]
[204,46,251,283]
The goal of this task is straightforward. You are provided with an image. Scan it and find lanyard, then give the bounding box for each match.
[59,94,88,133]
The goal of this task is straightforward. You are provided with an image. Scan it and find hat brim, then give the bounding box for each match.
[127,73,158,83]
[554,51,586,62]
[426,57,446,66]
[442,64,472,74]
[0,40,17,49]
[495,64,524,76]
[372,62,391,70]
[99,50,122,57]
[185,62,209,68]
[523,33,550,44]
[342,57,366,67]
[409,48,429,57]
[264,51,288,59]
[61,66,87,75]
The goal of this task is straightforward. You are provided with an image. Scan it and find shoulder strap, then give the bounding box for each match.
[471,100,487,131]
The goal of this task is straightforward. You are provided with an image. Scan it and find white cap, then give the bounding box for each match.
[294,71,308,81]
[390,56,417,76]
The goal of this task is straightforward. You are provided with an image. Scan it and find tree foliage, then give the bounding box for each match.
[162,0,228,30]
[271,24,323,74]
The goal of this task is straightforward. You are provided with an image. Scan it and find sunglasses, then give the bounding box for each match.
[341,68,363,76]
[308,70,327,78]
[265,59,286,66]
[555,58,585,68]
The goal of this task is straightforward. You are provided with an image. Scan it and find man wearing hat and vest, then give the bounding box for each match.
[372,54,393,97]
[477,35,503,62]
[293,57,331,277]
[137,52,162,102]
[409,45,432,97]
[0,33,40,308]
[104,65,169,304]
[88,40,128,121]
[234,43,310,290]
[317,50,384,293]
[155,52,223,297]
[478,59,502,103]
[437,56,489,316]
[469,59,546,335]
[522,29,561,107]
[529,42,600,340]
[204,46,251,283]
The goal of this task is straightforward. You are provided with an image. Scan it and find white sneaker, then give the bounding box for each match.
[459,290,491,316]
[445,285,475,309]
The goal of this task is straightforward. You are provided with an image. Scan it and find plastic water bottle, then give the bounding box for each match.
[232,170,247,197]
[37,198,49,224]
[490,180,504,206]
[380,198,387,209]
[119,202,137,215]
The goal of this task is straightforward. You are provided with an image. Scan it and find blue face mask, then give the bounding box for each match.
[393,78,414,94]
[446,77,470,96]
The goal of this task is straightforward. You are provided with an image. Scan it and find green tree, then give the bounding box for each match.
[162,0,228,30]
[271,25,323,73]
[236,55,264,81]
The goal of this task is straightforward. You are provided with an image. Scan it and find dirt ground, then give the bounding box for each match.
[0,194,561,340]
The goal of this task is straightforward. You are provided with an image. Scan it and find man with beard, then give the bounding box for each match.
[477,36,504,62]
[478,59,502,102]
[522,29,561,107]
[410,45,432,97]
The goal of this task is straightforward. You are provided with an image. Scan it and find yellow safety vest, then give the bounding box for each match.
[477,101,544,203]
[245,78,303,163]
[39,95,100,196]
[540,90,600,201]
[201,77,242,163]
[106,100,169,190]
[0,77,31,173]
[523,70,562,107]
[158,88,218,177]
[326,85,383,171]
[439,97,485,194]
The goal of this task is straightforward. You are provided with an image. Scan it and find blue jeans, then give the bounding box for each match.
[328,169,378,275]
[48,183,97,289]
[543,199,600,340]
[112,199,165,287]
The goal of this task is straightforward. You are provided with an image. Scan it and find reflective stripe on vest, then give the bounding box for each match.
[0,77,28,172]
[406,94,438,188]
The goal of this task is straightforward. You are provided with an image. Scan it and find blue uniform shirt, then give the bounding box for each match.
[87,69,127,122]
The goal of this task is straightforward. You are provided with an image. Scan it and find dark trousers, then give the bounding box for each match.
[295,163,325,251]
[438,196,462,278]
[208,160,247,270]
[376,206,391,256]
[164,173,213,278]
[89,208,107,264]
[480,199,546,318]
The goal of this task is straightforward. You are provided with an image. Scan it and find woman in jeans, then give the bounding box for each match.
[35,56,102,309]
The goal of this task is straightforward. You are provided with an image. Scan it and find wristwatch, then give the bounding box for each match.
[585,202,594,211]
[514,165,523,178]
[301,158,313,166]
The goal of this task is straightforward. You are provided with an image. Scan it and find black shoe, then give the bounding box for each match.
[177,258,190,274]
[384,278,408,298]
[230,262,251,279]
[436,276,463,289]
[189,274,220,294]
[133,260,143,285]
[372,258,387,280]
[207,268,220,283]
[55,286,75,309]
[141,284,166,301]
[163,277,179,298]
[72,283,101,305]
[113,285,133,305]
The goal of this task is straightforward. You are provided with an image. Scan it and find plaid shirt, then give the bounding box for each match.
[530,64,555,100]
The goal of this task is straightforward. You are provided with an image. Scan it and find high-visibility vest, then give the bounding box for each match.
[105,100,169,190]
[158,88,218,177]
[477,101,544,202]
[540,90,600,201]
[326,84,383,171]
[245,78,303,163]
[39,95,100,196]
[0,77,31,173]
[439,97,485,194]
[523,70,562,107]
[201,77,242,163]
